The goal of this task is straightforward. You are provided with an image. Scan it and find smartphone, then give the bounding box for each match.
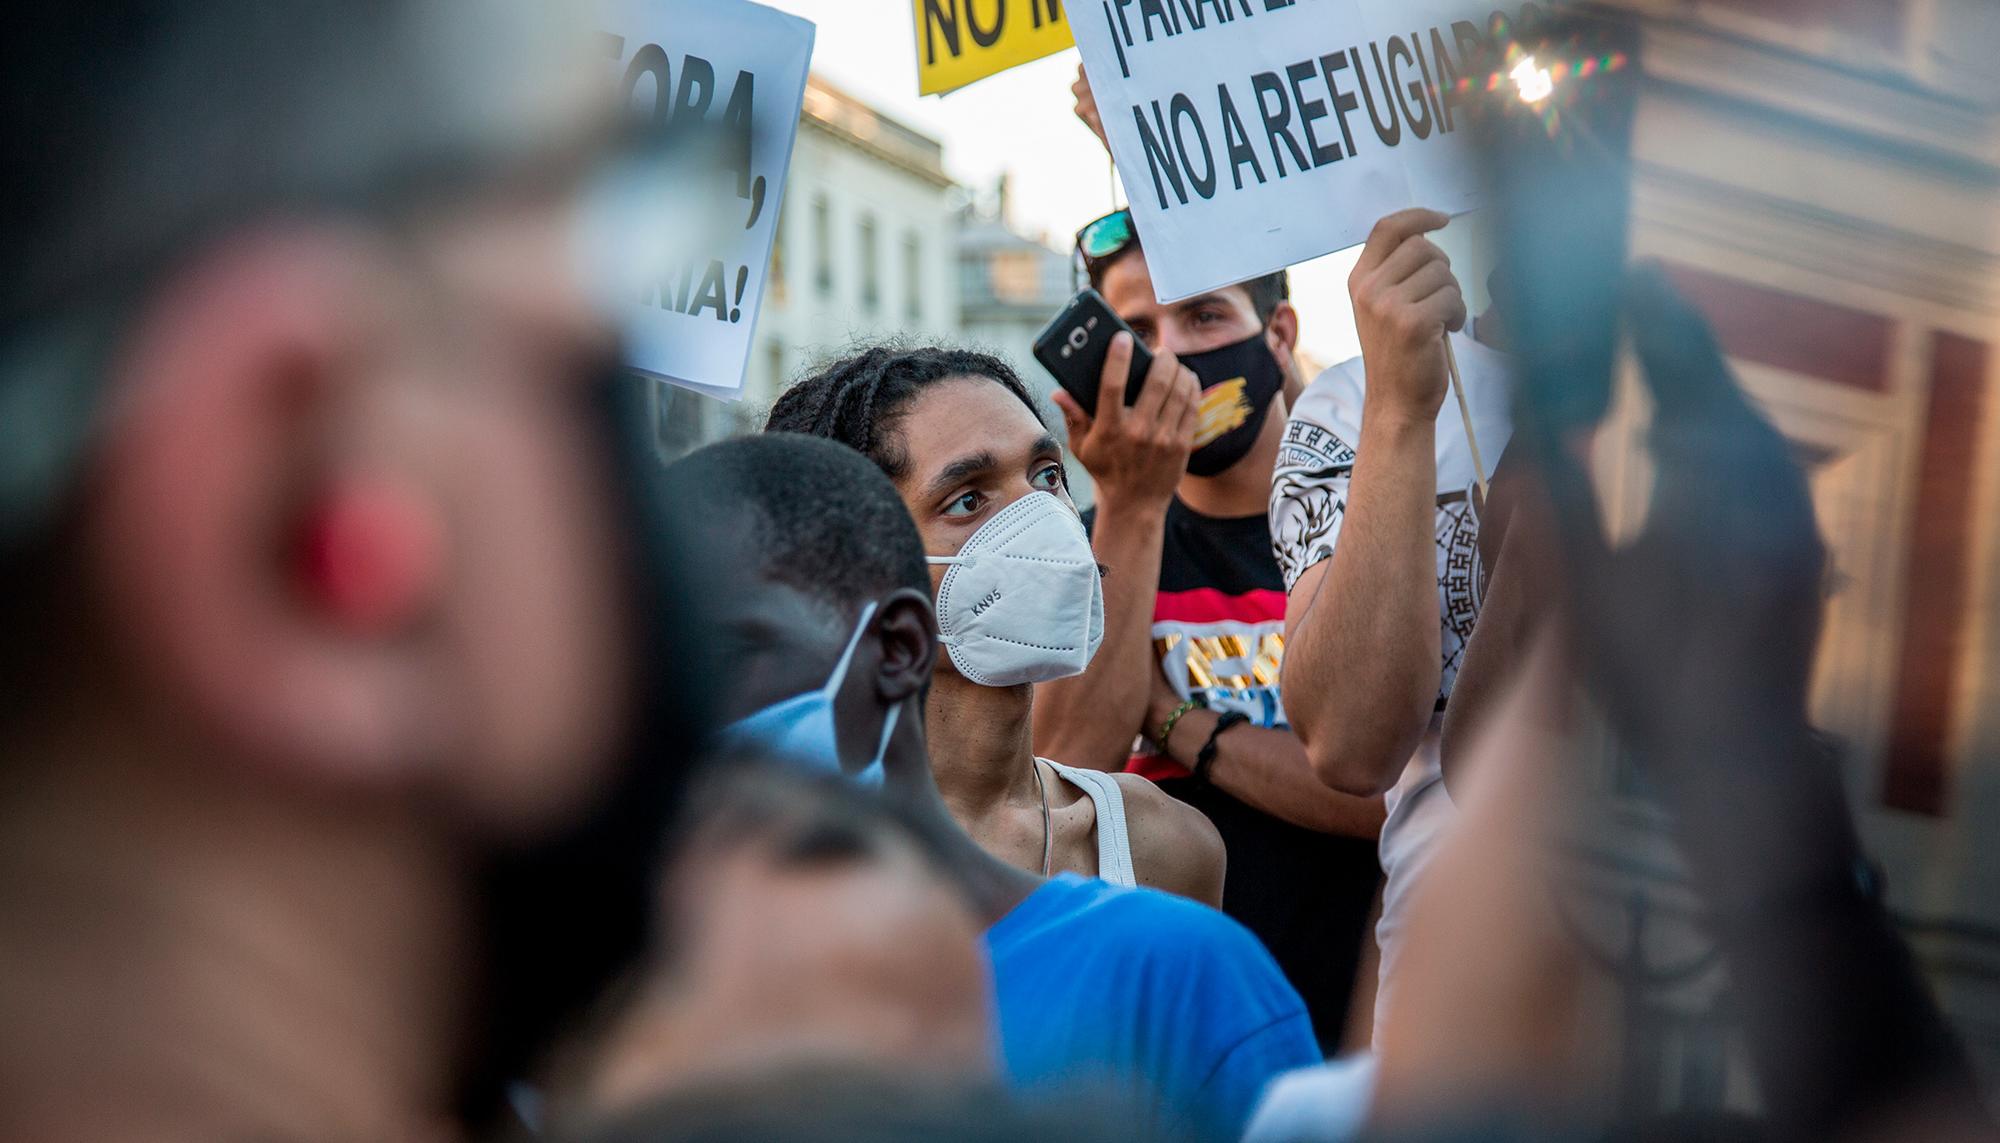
[1032,288,1152,417]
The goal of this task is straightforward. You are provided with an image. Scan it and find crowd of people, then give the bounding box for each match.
[2,3,1993,1142]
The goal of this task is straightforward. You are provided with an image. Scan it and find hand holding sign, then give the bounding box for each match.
[1073,63,1108,150]
[1349,208,1466,424]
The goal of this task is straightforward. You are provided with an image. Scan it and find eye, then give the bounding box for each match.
[942,490,983,518]
[1192,307,1226,326]
[1032,463,1066,492]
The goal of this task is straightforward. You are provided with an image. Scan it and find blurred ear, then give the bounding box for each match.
[1264,300,1300,361]
[874,588,939,705]
[1265,300,1304,406]
[87,228,447,788]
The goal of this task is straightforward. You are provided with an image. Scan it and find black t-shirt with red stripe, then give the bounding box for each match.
[1084,498,1381,1052]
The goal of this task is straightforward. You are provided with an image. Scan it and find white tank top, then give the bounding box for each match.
[1040,758,1137,888]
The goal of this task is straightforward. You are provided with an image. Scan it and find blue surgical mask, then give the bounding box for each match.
[717,601,900,787]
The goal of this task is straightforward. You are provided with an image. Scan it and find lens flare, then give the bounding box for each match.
[1511,55,1555,103]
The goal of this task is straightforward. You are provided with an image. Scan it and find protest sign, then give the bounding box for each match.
[914,0,1074,95]
[600,0,813,398]
[1071,0,1531,301]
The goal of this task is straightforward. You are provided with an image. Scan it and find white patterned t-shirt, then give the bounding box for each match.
[1266,327,1513,1034]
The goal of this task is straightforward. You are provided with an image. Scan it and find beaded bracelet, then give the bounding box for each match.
[1155,698,1201,752]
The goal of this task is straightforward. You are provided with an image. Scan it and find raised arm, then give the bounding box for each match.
[1277,210,1465,796]
[1034,334,1200,770]
[1072,63,1109,150]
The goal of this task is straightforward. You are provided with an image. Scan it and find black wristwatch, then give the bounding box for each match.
[1192,712,1249,789]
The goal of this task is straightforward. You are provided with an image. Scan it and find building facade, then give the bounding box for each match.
[957,182,1074,378]
[956,187,1095,502]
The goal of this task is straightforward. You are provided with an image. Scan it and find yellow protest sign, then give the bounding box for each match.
[913,0,1073,95]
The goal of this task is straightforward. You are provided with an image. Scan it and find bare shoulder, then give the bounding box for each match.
[1110,773,1226,908]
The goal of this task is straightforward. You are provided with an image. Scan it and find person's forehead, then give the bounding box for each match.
[709,532,848,639]
[897,377,1045,473]
[1099,251,1255,319]
[1097,249,1161,316]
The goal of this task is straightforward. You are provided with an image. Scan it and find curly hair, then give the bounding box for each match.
[764,344,1046,481]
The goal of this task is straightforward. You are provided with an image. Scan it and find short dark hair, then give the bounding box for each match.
[764,345,1045,482]
[640,755,977,990]
[538,758,977,1125]
[663,434,929,616]
[670,758,964,886]
[1087,240,1289,324]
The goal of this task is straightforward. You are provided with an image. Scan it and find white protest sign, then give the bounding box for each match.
[1072,0,1526,301]
[601,0,813,399]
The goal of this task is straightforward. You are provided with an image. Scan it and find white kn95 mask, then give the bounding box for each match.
[926,491,1105,687]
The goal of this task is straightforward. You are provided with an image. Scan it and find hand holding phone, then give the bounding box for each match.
[1035,289,1201,512]
[1033,288,1153,416]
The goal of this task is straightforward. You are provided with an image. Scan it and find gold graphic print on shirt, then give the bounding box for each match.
[1155,629,1285,693]
[1192,378,1250,448]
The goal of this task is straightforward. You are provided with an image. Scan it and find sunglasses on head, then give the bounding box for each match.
[1072,208,1136,290]
[1069,208,1292,305]
[1076,208,1138,262]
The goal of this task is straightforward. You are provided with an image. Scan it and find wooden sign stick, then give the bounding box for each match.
[1444,333,1490,506]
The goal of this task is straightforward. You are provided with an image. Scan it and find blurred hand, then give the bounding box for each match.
[1349,208,1466,424]
[1551,265,1825,749]
[1524,266,1996,1142]
[1072,64,1108,150]
[1524,262,1839,921]
[1051,332,1198,513]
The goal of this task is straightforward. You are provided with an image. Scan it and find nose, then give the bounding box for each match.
[998,485,1056,512]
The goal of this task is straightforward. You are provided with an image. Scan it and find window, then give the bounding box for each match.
[859,214,880,313]
[812,195,832,296]
[989,250,1042,304]
[959,254,985,304]
[903,233,923,322]
[768,207,787,305]
[767,338,786,396]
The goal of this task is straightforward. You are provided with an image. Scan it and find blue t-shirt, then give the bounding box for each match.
[985,874,1321,1139]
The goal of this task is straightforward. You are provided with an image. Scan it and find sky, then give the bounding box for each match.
[755,0,1374,367]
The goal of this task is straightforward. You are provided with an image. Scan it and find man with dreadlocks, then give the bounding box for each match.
[766,345,1228,907]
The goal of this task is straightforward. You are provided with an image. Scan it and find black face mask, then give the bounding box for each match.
[1180,332,1286,477]
[459,368,716,1130]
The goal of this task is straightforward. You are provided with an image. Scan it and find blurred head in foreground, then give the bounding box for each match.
[558,759,993,1130]
[1,3,714,1138]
